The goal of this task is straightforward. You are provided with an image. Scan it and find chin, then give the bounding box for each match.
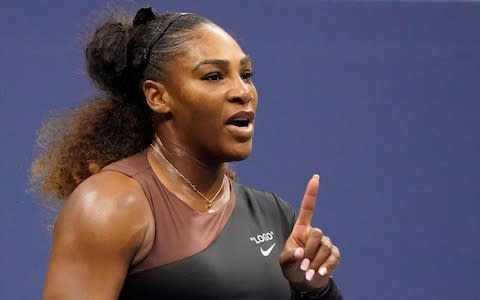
[229,152,251,162]
[224,143,253,162]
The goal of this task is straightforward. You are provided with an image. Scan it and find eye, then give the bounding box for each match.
[241,70,254,81]
[202,72,224,81]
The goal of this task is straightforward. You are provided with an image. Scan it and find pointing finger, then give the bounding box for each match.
[295,174,320,227]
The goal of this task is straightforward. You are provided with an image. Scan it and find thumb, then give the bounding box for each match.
[279,246,304,268]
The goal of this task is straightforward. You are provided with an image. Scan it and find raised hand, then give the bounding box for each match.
[279,175,341,291]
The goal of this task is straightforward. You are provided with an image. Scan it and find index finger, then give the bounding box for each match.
[295,174,320,227]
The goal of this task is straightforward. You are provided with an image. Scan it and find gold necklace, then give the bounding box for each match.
[150,142,226,211]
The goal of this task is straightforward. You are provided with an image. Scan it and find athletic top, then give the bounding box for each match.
[103,150,343,299]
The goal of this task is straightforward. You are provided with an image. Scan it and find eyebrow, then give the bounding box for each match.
[192,55,252,71]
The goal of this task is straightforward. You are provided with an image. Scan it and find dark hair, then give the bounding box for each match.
[31,8,213,200]
[86,8,209,100]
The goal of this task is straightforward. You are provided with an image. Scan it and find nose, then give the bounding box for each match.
[226,76,254,104]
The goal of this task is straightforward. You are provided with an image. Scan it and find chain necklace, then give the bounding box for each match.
[150,142,226,211]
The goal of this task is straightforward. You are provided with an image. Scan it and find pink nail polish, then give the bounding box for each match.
[300,258,310,271]
[318,267,328,276]
[294,248,302,259]
[305,269,315,281]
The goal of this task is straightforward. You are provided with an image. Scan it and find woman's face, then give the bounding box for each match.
[160,23,258,163]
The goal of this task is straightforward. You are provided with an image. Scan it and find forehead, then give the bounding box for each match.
[179,23,247,65]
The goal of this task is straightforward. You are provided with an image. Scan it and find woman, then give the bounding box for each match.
[33,7,342,299]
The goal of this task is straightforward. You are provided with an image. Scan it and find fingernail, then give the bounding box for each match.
[305,269,315,281]
[300,258,310,271]
[319,267,328,276]
[294,248,303,259]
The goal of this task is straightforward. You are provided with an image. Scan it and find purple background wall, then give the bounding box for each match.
[1,1,479,299]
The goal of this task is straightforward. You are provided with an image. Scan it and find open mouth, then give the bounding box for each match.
[226,111,255,128]
[229,119,250,127]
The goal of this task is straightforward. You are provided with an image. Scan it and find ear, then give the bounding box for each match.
[143,80,171,114]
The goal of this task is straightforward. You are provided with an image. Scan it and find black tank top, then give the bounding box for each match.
[104,151,342,300]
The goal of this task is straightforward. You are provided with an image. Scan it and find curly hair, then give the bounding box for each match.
[30,8,226,201]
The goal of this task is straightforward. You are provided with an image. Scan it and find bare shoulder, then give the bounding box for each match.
[44,171,153,299]
[60,170,148,223]
[53,170,151,259]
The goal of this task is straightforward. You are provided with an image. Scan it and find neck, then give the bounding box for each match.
[151,135,226,200]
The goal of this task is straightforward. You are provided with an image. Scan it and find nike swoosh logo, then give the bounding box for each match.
[260,243,276,256]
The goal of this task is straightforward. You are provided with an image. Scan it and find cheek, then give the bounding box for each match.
[172,83,227,132]
[190,92,226,122]
[185,102,225,133]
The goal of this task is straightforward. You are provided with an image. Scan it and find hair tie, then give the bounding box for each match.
[133,7,156,27]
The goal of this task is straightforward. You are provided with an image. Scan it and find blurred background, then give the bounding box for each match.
[1,1,479,299]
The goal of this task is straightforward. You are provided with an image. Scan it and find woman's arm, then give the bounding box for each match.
[43,171,152,300]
